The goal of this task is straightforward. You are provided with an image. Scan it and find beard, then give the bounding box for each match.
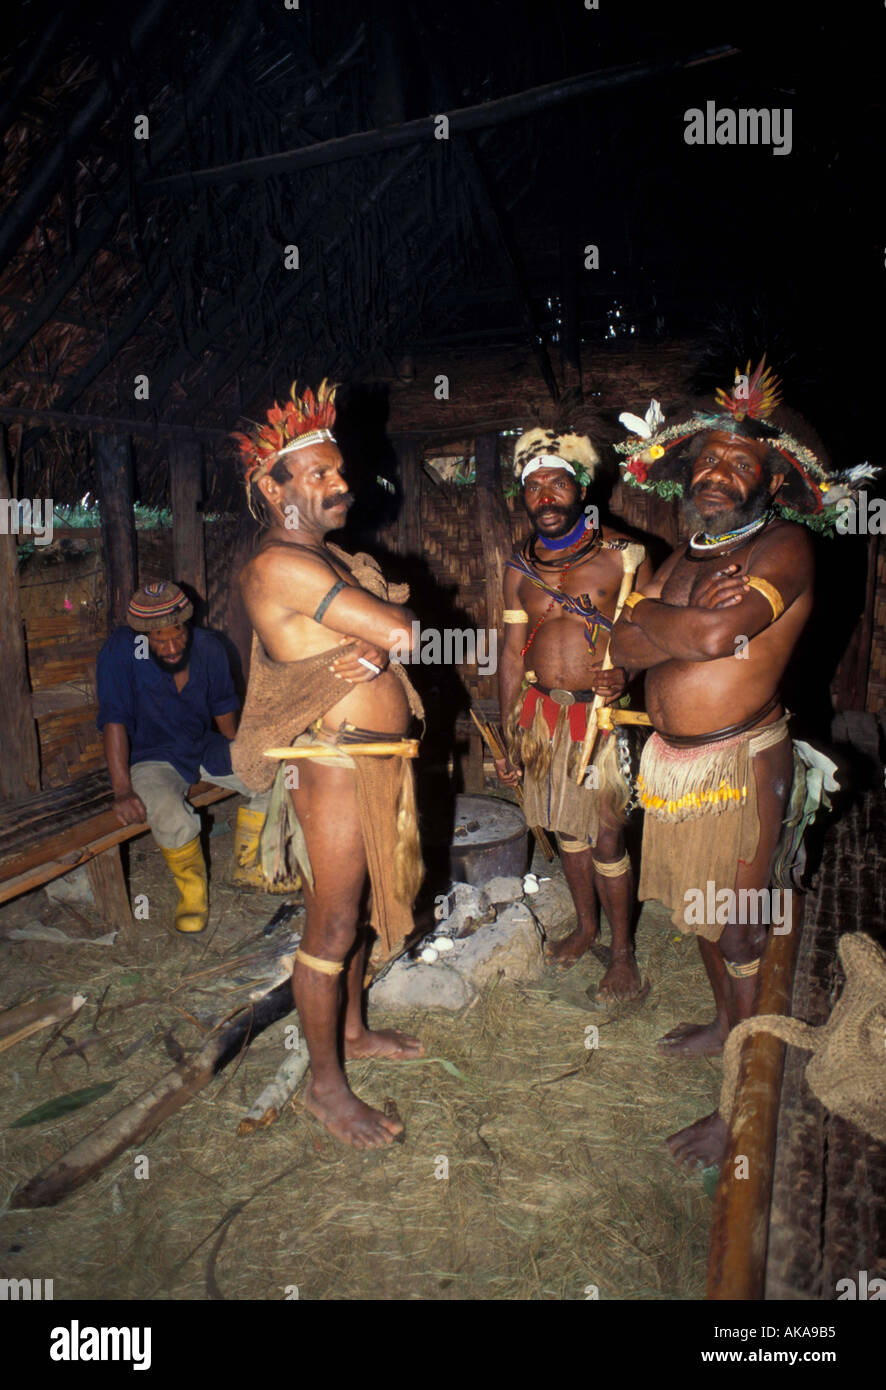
[683,479,771,537]
[150,627,193,675]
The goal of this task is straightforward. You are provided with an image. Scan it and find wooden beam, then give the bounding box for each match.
[94,434,137,631]
[392,437,422,557]
[0,405,228,441]
[0,427,40,799]
[0,0,258,374]
[0,0,175,278]
[147,46,739,193]
[474,433,511,637]
[170,439,206,607]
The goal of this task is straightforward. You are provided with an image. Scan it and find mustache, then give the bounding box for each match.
[690,481,742,502]
[322,491,355,510]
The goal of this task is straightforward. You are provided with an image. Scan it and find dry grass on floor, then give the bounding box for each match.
[0,817,719,1301]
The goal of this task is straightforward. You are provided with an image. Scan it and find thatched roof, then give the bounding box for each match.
[0,2,881,508]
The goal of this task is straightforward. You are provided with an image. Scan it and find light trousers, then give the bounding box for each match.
[130,760,270,849]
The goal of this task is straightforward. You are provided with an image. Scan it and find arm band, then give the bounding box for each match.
[746,576,784,622]
[313,578,346,624]
[623,591,646,611]
[503,609,529,624]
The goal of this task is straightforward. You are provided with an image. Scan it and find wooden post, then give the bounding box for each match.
[393,437,422,557]
[0,426,40,798]
[94,434,137,631]
[706,891,804,1299]
[170,439,206,606]
[474,432,510,636]
[85,846,132,934]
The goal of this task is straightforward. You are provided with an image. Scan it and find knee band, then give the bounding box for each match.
[592,852,631,878]
[295,948,344,976]
[724,956,761,979]
[558,835,591,854]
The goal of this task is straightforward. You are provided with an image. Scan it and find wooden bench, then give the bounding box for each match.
[0,770,236,932]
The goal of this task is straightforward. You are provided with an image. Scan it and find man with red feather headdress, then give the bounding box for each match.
[231,382,427,1149]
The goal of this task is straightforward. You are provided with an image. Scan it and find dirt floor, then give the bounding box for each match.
[0,794,720,1301]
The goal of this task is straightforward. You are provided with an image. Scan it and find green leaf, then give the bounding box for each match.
[701,1164,720,1199]
[10,1081,118,1129]
[400,1056,474,1085]
[118,972,141,986]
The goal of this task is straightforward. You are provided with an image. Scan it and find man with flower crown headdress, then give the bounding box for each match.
[231,381,427,1150]
[610,359,873,1167]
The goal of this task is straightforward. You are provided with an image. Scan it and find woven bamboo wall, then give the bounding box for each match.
[15,522,236,789]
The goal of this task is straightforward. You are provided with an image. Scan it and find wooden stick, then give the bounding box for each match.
[263,740,419,759]
[469,708,555,862]
[237,1045,309,1136]
[0,994,87,1054]
[575,543,645,784]
[10,982,295,1209]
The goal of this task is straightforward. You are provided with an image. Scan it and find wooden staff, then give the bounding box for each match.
[469,708,555,862]
[575,542,646,784]
[264,739,419,760]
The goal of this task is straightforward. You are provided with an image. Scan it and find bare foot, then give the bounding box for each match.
[595,951,648,1004]
[303,1078,404,1149]
[546,927,599,966]
[344,1028,425,1061]
[656,1020,727,1058]
[666,1111,729,1169]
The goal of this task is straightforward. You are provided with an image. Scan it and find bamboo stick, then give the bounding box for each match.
[575,543,646,784]
[469,708,555,862]
[263,740,419,760]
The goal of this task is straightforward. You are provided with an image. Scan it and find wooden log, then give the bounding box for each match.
[85,846,132,933]
[0,993,86,1054]
[706,890,805,1299]
[170,439,206,608]
[10,981,295,1208]
[147,46,738,192]
[95,434,137,631]
[0,426,40,799]
[237,1044,309,1136]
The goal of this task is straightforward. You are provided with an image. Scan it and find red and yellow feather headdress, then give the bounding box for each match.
[232,379,338,516]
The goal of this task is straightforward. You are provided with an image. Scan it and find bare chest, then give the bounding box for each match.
[661,541,759,607]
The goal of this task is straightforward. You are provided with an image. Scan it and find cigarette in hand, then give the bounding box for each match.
[357,656,382,674]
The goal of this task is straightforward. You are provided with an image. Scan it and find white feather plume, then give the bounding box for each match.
[618,399,664,439]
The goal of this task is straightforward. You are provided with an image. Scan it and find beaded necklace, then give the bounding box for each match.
[687,512,770,560]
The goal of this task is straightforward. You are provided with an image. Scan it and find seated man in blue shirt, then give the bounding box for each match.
[96,581,291,933]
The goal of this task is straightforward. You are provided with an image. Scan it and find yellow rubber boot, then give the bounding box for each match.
[231,805,300,894]
[160,836,209,933]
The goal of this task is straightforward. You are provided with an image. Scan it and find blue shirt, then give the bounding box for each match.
[96,627,240,783]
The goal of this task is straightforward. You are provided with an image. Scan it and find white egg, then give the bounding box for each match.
[523,879,539,895]
[434,936,455,952]
[420,946,440,964]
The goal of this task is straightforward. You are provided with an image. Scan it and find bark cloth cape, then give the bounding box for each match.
[231,545,425,958]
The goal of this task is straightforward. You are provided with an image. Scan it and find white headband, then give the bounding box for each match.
[274,428,337,461]
[521,456,577,483]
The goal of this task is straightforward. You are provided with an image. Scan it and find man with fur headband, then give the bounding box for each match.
[232,381,426,1150]
[495,426,654,1002]
[609,360,868,1168]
